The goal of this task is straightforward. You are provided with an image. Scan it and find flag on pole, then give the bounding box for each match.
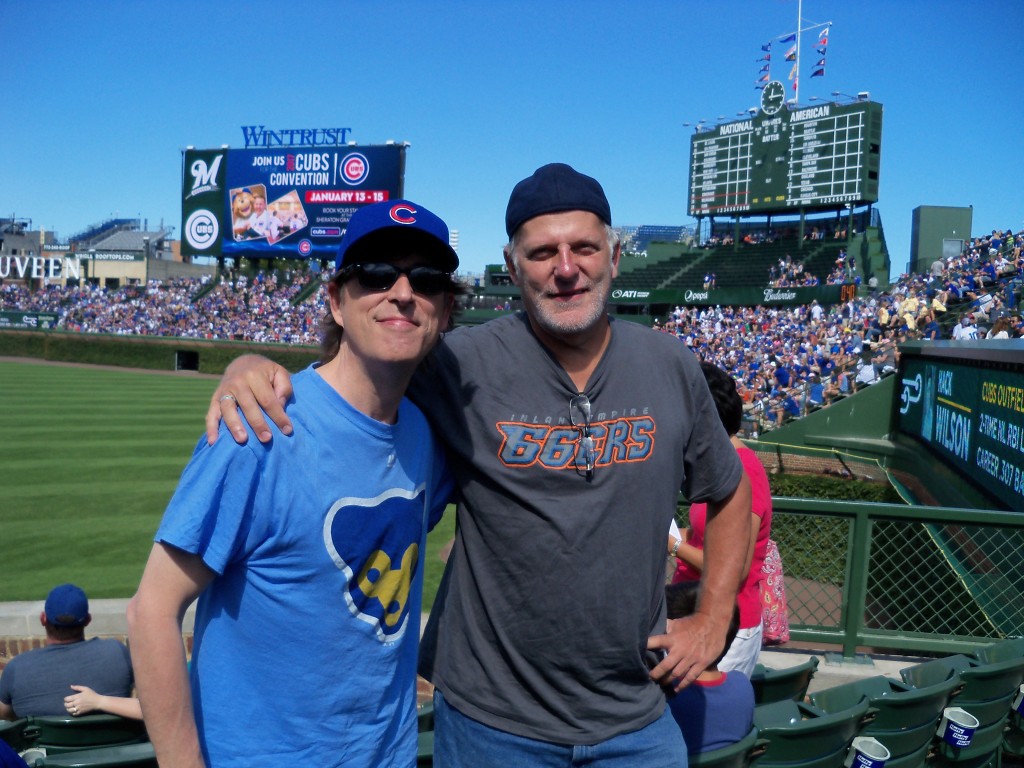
[758,73,770,83]
[815,58,826,67]
[792,77,799,93]
[785,45,797,61]
[760,63,770,73]
[779,33,796,43]
[788,62,798,81]
[758,54,771,62]
[761,43,772,52]
[811,67,825,78]
[818,26,830,46]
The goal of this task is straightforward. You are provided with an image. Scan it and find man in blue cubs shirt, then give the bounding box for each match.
[127,200,459,768]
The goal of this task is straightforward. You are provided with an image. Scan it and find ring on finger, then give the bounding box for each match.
[219,394,237,403]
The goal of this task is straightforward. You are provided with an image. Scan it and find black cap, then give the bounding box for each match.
[505,163,611,238]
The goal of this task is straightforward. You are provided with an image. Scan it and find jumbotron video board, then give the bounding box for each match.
[688,93,882,217]
[181,144,405,261]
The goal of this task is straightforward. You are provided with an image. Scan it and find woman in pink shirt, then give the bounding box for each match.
[669,362,773,677]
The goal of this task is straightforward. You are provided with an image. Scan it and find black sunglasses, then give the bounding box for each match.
[569,393,596,479]
[341,263,452,295]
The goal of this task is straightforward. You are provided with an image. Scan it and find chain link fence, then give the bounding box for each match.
[676,452,1024,655]
[773,500,1024,654]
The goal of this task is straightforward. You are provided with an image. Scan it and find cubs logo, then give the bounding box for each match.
[185,210,219,250]
[323,486,426,643]
[389,204,417,224]
[340,152,369,186]
[297,239,313,256]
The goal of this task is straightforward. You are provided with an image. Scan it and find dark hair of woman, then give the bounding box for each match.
[699,361,743,437]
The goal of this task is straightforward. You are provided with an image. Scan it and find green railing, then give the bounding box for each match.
[770,497,1024,658]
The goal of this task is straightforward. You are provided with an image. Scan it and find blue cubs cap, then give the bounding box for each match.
[335,199,459,273]
[44,583,89,627]
[505,163,612,238]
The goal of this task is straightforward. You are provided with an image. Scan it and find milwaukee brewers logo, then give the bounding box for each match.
[323,486,426,643]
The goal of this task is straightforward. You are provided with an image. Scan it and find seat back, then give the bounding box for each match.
[689,726,764,768]
[956,655,1024,706]
[751,657,820,705]
[416,729,434,767]
[752,698,870,768]
[810,675,958,761]
[929,716,1006,768]
[0,718,29,752]
[31,742,157,768]
[971,637,1024,665]
[899,656,971,690]
[23,715,147,755]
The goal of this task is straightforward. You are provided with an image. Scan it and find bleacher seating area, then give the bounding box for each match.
[406,636,1024,767]
[2,227,1021,438]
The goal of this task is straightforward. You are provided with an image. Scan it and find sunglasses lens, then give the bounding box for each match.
[407,267,449,295]
[351,264,449,295]
[355,263,400,291]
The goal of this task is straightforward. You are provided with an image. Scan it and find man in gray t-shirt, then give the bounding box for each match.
[209,164,752,767]
[0,584,133,719]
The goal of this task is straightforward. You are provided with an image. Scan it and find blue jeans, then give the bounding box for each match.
[433,689,687,768]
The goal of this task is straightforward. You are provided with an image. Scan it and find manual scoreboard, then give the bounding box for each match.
[688,92,882,217]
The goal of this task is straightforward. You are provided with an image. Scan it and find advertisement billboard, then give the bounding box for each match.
[181,144,406,261]
[897,354,1024,511]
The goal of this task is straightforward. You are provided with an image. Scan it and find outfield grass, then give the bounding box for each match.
[0,359,455,608]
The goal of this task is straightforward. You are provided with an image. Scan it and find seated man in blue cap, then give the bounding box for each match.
[0,583,133,719]
[127,200,460,768]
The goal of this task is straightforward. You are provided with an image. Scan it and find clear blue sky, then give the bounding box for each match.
[4,0,1021,278]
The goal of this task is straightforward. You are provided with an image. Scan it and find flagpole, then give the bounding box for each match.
[794,0,802,104]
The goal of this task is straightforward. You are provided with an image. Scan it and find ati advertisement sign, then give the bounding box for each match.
[897,356,1024,510]
[182,144,405,261]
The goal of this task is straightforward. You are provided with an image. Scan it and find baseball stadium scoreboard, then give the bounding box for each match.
[688,91,882,217]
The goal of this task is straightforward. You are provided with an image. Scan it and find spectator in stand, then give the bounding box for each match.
[951,314,979,340]
[664,582,753,755]
[0,584,134,719]
[668,363,772,677]
[986,317,1012,339]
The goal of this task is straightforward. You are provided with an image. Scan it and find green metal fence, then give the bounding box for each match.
[770,498,1024,658]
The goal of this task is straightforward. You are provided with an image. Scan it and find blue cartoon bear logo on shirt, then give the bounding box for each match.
[323,486,426,644]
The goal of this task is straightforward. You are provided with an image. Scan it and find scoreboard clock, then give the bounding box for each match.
[688,99,882,216]
[760,81,786,115]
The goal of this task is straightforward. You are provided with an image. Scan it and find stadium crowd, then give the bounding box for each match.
[1,270,327,345]
[2,227,1020,433]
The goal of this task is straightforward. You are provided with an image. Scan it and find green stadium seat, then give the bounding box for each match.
[972,637,1024,759]
[928,716,1006,768]
[809,674,959,767]
[416,729,434,767]
[0,718,29,752]
[21,715,147,755]
[417,701,434,733]
[751,698,870,768]
[29,742,156,768]
[689,725,767,768]
[972,637,1024,665]
[750,657,820,705]
[900,654,1024,728]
